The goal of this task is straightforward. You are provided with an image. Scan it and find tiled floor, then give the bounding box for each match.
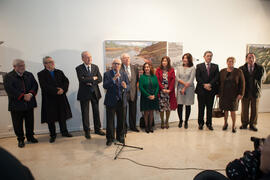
[0,113,269,180]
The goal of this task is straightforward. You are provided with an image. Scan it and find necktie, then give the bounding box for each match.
[207,63,210,76]
[126,66,131,81]
[87,66,91,75]
[249,66,253,74]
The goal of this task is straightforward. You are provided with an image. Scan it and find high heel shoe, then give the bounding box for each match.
[222,123,228,131]
[232,127,236,133]
[178,121,183,128]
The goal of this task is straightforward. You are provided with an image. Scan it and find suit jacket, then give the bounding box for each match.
[120,64,138,102]
[155,67,177,110]
[37,68,72,123]
[103,70,130,108]
[239,63,265,98]
[195,62,219,96]
[4,70,38,111]
[76,63,102,101]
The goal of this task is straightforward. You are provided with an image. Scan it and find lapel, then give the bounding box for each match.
[90,64,94,75]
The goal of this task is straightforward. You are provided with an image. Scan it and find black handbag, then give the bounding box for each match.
[212,97,225,118]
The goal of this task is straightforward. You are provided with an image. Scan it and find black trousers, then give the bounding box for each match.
[10,109,34,141]
[47,120,68,137]
[80,92,101,133]
[106,101,125,141]
[197,93,215,126]
[123,97,137,130]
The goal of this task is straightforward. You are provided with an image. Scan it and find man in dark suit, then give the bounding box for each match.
[4,59,38,148]
[120,53,139,132]
[103,59,130,146]
[195,51,219,130]
[76,51,105,139]
[38,56,73,143]
[239,53,265,131]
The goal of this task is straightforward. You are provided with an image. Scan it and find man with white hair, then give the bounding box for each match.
[4,59,38,148]
[120,53,139,132]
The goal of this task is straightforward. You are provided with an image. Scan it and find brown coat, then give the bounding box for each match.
[219,68,245,111]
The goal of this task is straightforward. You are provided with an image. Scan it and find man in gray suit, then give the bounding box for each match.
[120,53,139,132]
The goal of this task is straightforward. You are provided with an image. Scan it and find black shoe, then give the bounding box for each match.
[239,125,247,129]
[249,125,258,132]
[27,136,38,143]
[178,122,183,128]
[232,128,236,133]
[207,125,214,131]
[184,122,188,129]
[85,132,91,139]
[117,137,125,144]
[18,140,25,148]
[198,124,203,130]
[222,124,228,131]
[106,140,112,146]
[145,127,150,133]
[62,133,73,137]
[130,128,140,132]
[149,128,154,133]
[49,136,56,143]
[95,130,106,136]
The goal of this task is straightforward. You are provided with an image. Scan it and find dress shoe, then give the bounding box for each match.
[18,140,25,148]
[62,133,73,137]
[198,124,203,130]
[106,140,112,146]
[178,122,183,128]
[222,123,228,131]
[232,128,236,133]
[95,130,106,136]
[161,123,165,129]
[117,137,125,144]
[145,127,150,133]
[85,132,91,139]
[49,136,56,143]
[207,125,214,131]
[184,122,188,129]
[239,125,247,129]
[27,136,38,143]
[130,128,140,132]
[149,127,154,133]
[249,125,258,132]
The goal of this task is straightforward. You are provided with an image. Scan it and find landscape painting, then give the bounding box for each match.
[247,44,270,86]
[104,40,183,72]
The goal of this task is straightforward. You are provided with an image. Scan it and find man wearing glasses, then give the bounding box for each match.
[38,56,73,143]
[103,59,130,146]
[4,59,39,148]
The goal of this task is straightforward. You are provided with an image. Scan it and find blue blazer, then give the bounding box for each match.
[103,70,130,107]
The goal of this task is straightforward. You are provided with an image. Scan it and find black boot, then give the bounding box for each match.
[184,121,188,129]
[178,121,183,128]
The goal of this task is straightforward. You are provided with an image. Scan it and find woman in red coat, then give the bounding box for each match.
[156,56,177,129]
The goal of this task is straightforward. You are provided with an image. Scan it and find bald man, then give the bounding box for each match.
[103,59,130,146]
[76,51,105,139]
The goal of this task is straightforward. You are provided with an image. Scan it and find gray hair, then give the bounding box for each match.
[12,59,24,66]
[120,53,130,60]
[203,51,213,57]
[43,56,52,64]
[81,51,88,58]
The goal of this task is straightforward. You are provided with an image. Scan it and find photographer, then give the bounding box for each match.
[194,135,270,180]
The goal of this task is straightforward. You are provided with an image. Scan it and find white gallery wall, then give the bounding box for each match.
[0,0,270,137]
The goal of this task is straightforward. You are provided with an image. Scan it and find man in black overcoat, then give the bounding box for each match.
[4,59,38,148]
[38,56,72,143]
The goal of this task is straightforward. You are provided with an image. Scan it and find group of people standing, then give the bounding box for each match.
[3,50,265,148]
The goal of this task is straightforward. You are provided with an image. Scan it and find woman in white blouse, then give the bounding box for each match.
[176,53,196,129]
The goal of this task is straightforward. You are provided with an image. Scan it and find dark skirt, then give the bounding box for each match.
[219,79,239,111]
[140,96,159,111]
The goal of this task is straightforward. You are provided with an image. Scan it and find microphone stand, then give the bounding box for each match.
[114,81,143,160]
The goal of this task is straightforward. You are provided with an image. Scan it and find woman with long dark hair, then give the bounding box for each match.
[139,63,159,133]
[176,53,195,129]
[156,56,177,129]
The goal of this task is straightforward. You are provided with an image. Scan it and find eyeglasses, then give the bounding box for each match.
[113,63,121,65]
[45,61,54,64]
